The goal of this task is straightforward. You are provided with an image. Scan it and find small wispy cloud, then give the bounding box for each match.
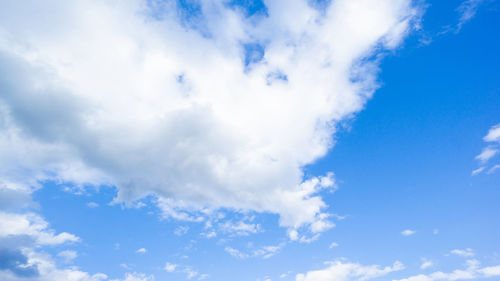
[420,258,434,269]
[87,202,99,208]
[475,146,499,163]
[174,226,189,236]
[451,248,475,257]
[456,0,485,31]
[136,248,147,254]
[401,229,416,236]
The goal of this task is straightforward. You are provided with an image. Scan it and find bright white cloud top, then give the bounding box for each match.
[0,0,419,235]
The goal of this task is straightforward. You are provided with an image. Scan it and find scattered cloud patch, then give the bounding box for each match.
[295,260,404,281]
[451,248,475,258]
[473,124,500,175]
[395,259,500,281]
[174,226,189,236]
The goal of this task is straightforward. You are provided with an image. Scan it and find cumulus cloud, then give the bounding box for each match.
[295,260,404,281]
[0,212,80,246]
[395,259,500,281]
[0,0,420,235]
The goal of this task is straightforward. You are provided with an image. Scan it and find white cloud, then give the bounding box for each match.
[395,259,500,281]
[57,250,77,264]
[421,258,434,270]
[225,243,284,259]
[174,226,189,236]
[112,272,154,281]
[163,262,205,280]
[451,248,475,258]
[456,0,485,31]
[329,242,339,249]
[295,260,404,281]
[0,211,80,245]
[401,229,416,236]
[135,248,147,254]
[475,147,498,163]
[484,124,500,143]
[487,164,500,174]
[219,220,261,236]
[0,0,420,234]
[87,202,99,208]
[164,263,177,273]
[471,167,485,176]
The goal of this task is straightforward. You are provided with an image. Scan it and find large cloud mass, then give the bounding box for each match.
[0,0,419,233]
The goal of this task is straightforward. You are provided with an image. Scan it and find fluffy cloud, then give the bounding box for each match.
[0,0,420,234]
[0,211,119,281]
[295,260,404,281]
[0,211,80,246]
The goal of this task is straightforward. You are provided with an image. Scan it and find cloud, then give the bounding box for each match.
[164,262,177,273]
[295,260,404,281]
[225,243,284,259]
[487,164,500,174]
[57,250,77,264]
[471,167,485,176]
[0,0,420,235]
[174,226,189,236]
[0,211,80,246]
[401,229,416,236]
[421,258,434,270]
[484,124,500,143]
[475,147,498,163]
[395,259,500,281]
[329,242,339,249]
[87,202,99,208]
[163,262,206,280]
[451,248,475,258]
[112,273,154,281]
[135,248,147,254]
[456,0,485,31]
[473,124,500,174]
[0,248,39,278]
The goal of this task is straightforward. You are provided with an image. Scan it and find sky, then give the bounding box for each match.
[0,0,499,281]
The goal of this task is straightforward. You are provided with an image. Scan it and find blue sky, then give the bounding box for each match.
[0,0,499,281]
